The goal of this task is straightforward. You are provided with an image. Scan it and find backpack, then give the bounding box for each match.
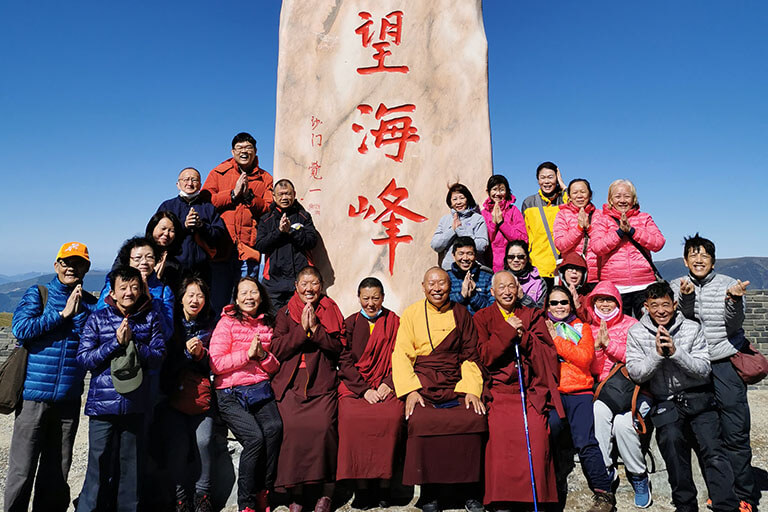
[0,285,47,414]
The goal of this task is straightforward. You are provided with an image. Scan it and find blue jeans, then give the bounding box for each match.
[166,409,214,500]
[76,414,144,512]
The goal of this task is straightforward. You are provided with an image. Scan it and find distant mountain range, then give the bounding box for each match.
[0,271,108,313]
[0,257,766,313]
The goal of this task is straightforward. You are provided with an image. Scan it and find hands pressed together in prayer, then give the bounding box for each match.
[247,333,268,360]
[655,326,676,357]
[301,302,319,334]
[594,320,609,350]
[61,284,83,319]
[116,318,132,346]
[461,271,476,299]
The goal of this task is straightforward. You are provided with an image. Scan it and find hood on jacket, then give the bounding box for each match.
[557,252,588,286]
[482,195,517,213]
[587,281,623,317]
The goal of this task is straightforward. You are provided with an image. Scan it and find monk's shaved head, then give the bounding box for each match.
[422,267,451,308]
[422,266,448,284]
[491,270,518,289]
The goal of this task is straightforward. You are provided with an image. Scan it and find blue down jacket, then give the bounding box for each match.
[97,273,174,341]
[12,277,97,402]
[77,295,165,416]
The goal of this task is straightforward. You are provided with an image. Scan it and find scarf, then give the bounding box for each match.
[548,311,577,324]
[355,309,398,388]
[593,305,620,323]
[286,291,344,336]
[179,190,201,201]
[553,320,582,345]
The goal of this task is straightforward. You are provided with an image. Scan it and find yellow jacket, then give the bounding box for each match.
[521,189,567,278]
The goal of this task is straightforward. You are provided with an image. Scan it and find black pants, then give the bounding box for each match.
[654,396,738,512]
[712,359,757,505]
[620,289,648,320]
[216,389,283,510]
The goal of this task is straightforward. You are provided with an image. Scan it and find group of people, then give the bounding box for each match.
[5,133,758,512]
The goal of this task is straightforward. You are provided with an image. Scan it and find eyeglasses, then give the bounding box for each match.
[233,144,255,152]
[130,255,156,263]
[548,300,570,306]
[506,254,526,261]
[57,258,87,269]
[178,177,200,183]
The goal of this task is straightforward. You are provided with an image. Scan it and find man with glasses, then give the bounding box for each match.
[203,132,274,312]
[156,167,226,283]
[5,242,97,512]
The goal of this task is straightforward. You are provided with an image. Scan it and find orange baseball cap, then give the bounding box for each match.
[56,242,90,262]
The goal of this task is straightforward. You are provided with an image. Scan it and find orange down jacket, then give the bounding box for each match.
[202,158,273,261]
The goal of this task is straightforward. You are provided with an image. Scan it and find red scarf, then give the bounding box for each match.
[355,309,398,387]
[286,291,344,335]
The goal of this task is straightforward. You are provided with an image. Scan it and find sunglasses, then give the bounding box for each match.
[506,254,526,261]
[548,300,570,306]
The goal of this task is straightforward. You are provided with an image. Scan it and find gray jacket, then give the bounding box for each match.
[671,272,744,362]
[430,208,489,271]
[626,311,711,400]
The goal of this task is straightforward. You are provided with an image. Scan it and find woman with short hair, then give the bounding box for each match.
[431,183,489,271]
[591,180,665,318]
[480,174,527,272]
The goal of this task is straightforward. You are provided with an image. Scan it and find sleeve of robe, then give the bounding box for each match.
[338,316,370,397]
[392,308,423,398]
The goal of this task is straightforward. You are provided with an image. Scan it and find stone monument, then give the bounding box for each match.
[274,0,493,315]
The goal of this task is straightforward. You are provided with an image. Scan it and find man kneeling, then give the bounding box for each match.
[392,267,487,512]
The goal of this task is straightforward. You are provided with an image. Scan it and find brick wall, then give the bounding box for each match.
[1,291,767,384]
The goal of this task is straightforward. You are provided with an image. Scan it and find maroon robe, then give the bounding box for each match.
[271,299,344,489]
[402,303,488,486]
[474,304,562,505]
[337,309,404,480]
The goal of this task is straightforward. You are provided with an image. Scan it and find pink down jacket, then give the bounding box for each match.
[208,306,280,390]
[590,205,665,287]
[480,196,528,272]
[553,202,600,283]
[587,281,638,381]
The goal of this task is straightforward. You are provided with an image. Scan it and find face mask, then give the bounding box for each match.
[179,190,201,200]
[593,305,620,322]
[360,309,382,321]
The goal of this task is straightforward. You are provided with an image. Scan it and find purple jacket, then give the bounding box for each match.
[77,295,165,416]
[481,196,528,272]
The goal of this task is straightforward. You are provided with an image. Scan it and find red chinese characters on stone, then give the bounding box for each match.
[355,11,408,75]
[351,103,420,163]
[308,161,322,180]
[348,178,427,274]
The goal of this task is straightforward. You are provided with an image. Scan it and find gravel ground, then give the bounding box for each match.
[1,391,767,512]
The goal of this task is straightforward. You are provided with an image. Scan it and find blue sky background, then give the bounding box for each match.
[1,2,766,274]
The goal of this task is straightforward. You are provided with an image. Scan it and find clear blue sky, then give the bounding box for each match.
[1,2,766,274]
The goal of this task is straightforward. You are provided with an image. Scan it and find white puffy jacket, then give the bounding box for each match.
[671,272,744,362]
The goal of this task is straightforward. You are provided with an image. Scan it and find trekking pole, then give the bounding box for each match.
[515,342,539,512]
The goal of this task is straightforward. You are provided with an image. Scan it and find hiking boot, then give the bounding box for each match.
[739,501,754,512]
[194,492,212,512]
[627,473,652,508]
[421,500,441,512]
[465,498,485,512]
[588,490,616,512]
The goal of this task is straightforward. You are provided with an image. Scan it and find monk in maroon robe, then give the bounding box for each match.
[337,277,404,508]
[271,266,344,512]
[474,270,564,509]
[392,267,487,512]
